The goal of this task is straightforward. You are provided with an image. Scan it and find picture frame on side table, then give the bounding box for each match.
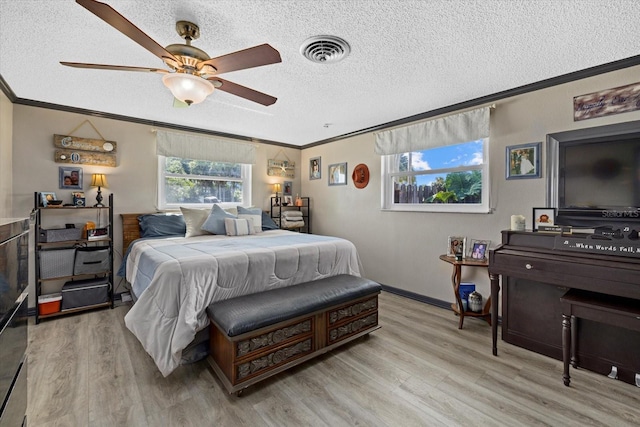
[59,166,83,189]
[447,236,466,259]
[533,207,556,231]
[468,239,490,261]
[328,162,347,186]
[506,142,541,179]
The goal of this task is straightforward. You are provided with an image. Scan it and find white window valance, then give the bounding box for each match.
[374,107,490,155]
[156,130,256,164]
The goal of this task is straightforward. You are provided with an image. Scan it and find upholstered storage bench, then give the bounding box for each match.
[206,274,382,395]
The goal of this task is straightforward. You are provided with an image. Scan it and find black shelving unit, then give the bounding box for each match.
[270,196,310,233]
[34,192,114,324]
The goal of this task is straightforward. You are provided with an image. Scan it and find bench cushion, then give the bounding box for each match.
[207,274,381,337]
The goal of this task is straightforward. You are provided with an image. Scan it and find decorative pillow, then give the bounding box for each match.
[138,214,186,238]
[237,206,262,233]
[201,204,236,235]
[224,207,238,216]
[261,211,279,231]
[224,218,255,236]
[180,207,212,238]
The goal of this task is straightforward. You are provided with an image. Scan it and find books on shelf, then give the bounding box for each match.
[87,227,109,240]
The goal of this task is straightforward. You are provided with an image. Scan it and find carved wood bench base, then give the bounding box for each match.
[207,293,380,395]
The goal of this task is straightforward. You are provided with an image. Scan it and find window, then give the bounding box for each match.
[158,156,252,209]
[381,139,489,213]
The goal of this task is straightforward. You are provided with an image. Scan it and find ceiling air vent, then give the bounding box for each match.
[300,35,351,64]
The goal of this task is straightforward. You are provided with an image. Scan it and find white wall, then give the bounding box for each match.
[301,65,640,306]
[10,107,301,306]
[0,90,12,217]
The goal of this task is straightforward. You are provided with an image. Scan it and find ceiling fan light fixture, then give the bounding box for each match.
[162,73,214,105]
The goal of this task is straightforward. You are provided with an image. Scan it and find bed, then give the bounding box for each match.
[119,212,362,377]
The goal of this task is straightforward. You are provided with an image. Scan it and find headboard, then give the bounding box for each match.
[120,213,146,254]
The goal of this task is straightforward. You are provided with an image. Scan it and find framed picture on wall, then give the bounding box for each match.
[283,181,292,196]
[310,157,321,180]
[328,162,347,186]
[506,142,541,179]
[59,166,83,189]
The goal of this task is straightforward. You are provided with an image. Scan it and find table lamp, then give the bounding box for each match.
[91,173,108,207]
[273,183,281,206]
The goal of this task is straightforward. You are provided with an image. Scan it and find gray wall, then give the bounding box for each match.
[5,64,640,310]
[9,108,301,306]
[301,65,640,306]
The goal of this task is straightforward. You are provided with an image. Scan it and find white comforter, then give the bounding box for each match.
[124,230,362,376]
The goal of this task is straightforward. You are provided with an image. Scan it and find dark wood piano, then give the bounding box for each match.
[489,230,640,386]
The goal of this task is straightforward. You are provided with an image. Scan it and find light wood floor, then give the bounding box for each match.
[27,292,639,426]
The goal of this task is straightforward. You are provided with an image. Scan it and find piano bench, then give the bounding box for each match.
[560,289,640,387]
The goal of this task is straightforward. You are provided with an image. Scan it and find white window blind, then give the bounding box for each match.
[374,107,490,155]
[156,130,256,164]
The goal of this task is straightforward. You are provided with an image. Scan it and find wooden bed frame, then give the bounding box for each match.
[120,213,147,254]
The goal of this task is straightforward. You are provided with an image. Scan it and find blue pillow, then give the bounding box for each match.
[261,211,279,230]
[138,214,186,238]
[201,205,236,235]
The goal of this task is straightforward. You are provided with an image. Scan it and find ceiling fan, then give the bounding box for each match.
[61,0,281,106]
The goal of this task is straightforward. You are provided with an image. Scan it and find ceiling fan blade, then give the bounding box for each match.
[199,44,281,74]
[76,0,181,66]
[208,77,277,106]
[61,62,168,73]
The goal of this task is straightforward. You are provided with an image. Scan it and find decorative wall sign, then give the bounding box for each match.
[268,149,295,178]
[573,81,640,121]
[55,149,116,167]
[553,226,640,258]
[52,119,118,167]
[267,159,295,178]
[53,134,117,153]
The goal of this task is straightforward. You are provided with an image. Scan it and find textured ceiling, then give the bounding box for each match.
[1,0,640,147]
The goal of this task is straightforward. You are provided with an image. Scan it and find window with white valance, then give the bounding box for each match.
[376,107,491,213]
[155,130,254,209]
[156,130,256,164]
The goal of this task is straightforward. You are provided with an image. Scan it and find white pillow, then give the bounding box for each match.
[224,218,255,236]
[237,206,262,233]
[180,207,212,238]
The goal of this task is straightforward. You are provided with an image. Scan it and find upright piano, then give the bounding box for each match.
[489,230,640,385]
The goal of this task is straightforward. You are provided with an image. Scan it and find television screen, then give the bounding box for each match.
[559,136,640,210]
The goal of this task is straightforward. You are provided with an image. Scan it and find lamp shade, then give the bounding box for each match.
[162,73,215,105]
[90,174,108,188]
[273,183,281,193]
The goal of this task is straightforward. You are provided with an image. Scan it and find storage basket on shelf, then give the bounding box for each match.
[39,227,82,243]
[73,246,110,275]
[61,278,110,310]
[39,248,76,279]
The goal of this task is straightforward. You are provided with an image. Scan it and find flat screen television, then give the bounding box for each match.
[548,121,640,232]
